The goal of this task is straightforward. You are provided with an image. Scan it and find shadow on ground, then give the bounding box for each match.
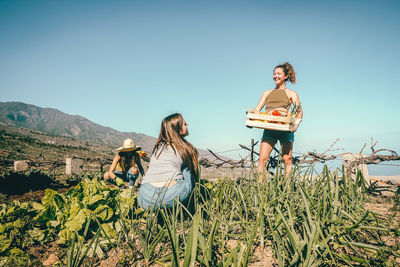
[0,171,63,195]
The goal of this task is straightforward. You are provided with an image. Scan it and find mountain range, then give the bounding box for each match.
[0,101,158,153]
[0,102,216,159]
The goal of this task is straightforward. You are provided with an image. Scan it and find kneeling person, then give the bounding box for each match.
[104,138,144,187]
[138,113,198,209]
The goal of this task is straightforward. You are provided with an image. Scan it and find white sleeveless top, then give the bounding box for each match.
[141,145,183,184]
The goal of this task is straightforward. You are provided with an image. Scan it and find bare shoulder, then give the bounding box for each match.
[285,89,300,103]
[285,88,298,96]
[262,89,273,98]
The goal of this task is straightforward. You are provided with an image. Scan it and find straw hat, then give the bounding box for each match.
[116,138,141,152]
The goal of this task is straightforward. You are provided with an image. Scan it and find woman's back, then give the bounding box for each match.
[141,145,183,184]
[138,113,196,209]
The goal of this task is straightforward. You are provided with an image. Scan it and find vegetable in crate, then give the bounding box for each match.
[271,110,283,124]
[272,110,281,116]
[253,111,270,122]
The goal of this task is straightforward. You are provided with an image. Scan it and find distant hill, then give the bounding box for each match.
[0,102,218,160]
[0,101,156,152]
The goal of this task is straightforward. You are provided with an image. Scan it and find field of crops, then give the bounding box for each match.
[0,164,399,266]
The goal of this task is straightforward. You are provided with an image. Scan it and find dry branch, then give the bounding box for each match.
[239,144,259,156]
[198,149,247,168]
[346,153,400,177]
[299,138,399,179]
[200,138,399,175]
[299,139,346,164]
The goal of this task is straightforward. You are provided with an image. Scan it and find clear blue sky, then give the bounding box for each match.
[1,0,399,175]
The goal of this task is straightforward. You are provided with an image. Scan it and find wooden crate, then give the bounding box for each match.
[245,112,302,132]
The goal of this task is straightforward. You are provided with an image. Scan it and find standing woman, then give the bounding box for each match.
[104,138,145,187]
[138,113,199,209]
[253,62,303,179]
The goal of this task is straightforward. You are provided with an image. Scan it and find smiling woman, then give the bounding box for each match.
[252,62,303,180]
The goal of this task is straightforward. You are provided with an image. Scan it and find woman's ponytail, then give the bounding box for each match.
[275,62,296,84]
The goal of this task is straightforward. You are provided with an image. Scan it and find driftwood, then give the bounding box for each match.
[299,139,345,164]
[198,149,247,168]
[345,138,400,177]
[199,138,399,173]
[299,138,399,173]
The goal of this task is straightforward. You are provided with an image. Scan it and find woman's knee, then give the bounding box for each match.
[282,154,292,164]
[258,156,269,165]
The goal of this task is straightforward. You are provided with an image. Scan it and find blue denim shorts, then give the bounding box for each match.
[114,170,138,186]
[137,168,193,210]
[262,129,294,143]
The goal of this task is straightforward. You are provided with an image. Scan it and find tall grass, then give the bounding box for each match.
[70,163,399,266]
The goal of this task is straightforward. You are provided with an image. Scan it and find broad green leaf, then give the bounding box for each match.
[0,235,12,253]
[119,188,135,200]
[42,189,57,206]
[119,189,137,213]
[4,205,16,217]
[11,218,26,229]
[48,220,60,228]
[101,223,117,239]
[68,201,82,219]
[57,229,70,245]
[31,202,44,211]
[7,247,30,265]
[102,190,111,198]
[65,208,89,232]
[34,206,56,224]
[94,205,113,222]
[53,193,67,213]
[28,228,45,242]
[115,177,124,187]
[87,194,106,209]
[19,201,30,211]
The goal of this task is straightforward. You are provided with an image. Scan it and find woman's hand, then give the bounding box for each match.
[130,166,138,175]
[292,119,301,132]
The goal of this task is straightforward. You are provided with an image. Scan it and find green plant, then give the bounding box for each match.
[0,162,399,266]
[0,201,35,265]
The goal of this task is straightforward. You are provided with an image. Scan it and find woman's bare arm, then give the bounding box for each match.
[107,154,120,179]
[253,90,271,113]
[288,90,303,118]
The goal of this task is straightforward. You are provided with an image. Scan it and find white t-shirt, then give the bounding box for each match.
[141,145,183,184]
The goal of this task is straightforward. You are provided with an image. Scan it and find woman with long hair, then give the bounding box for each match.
[138,113,199,209]
[104,138,144,187]
[252,62,303,180]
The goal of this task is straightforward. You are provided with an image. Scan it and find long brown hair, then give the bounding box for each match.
[153,113,199,178]
[275,62,296,84]
[118,150,144,176]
